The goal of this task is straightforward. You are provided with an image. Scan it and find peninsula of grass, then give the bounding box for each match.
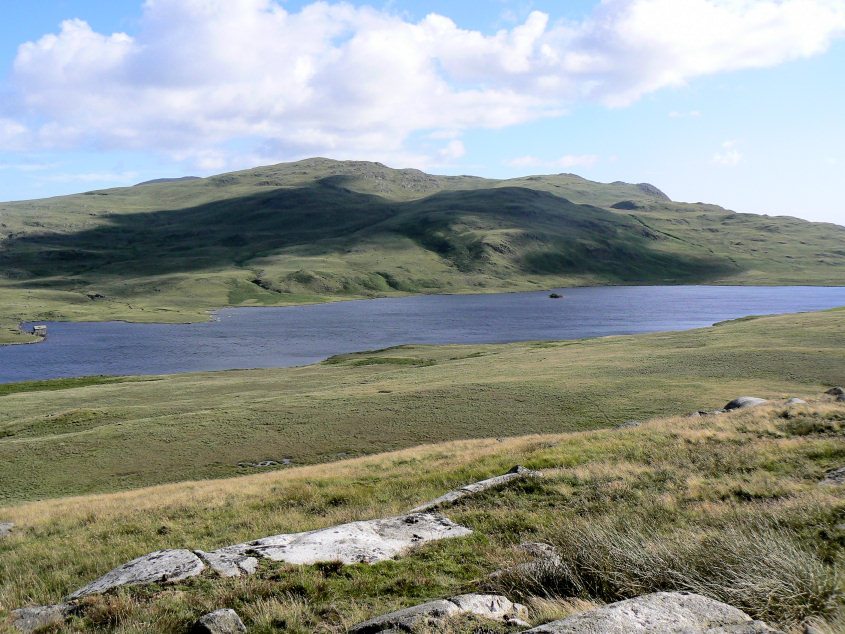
[0,308,843,505]
[0,393,842,633]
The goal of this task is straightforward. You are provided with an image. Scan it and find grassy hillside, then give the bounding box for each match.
[1,158,843,343]
[1,393,842,632]
[0,308,843,505]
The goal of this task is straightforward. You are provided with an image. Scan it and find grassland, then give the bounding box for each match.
[1,158,843,344]
[0,308,843,506]
[0,393,842,632]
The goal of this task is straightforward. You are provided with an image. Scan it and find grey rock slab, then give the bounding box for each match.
[821,466,845,486]
[724,397,767,410]
[522,592,780,633]
[410,465,541,513]
[825,386,844,396]
[195,549,258,578]
[0,522,13,538]
[349,594,526,633]
[216,513,471,565]
[785,398,806,404]
[67,549,205,599]
[349,599,459,633]
[11,603,73,633]
[448,593,528,622]
[191,608,246,634]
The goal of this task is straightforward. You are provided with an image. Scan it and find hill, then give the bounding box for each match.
[0,158,843,343]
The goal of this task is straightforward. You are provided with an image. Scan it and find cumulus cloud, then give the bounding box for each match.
[3,0,844,168]
[713,139,743,166]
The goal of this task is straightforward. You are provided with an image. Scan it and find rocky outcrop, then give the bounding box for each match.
[724,397,767,411]
[349,594,527,633]
[410,466,540,513]
[0,522,13,538]
[11,604,73,633]
[821,467,845,486]
[195,549,258,578]
[207,513,471,566]
[191,608,246,634]
[522,592,781,633]
[825,387,844,396]
[59,514,470,599]
[67,549,206,599]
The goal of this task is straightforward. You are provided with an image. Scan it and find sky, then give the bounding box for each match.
[1,0,844,225]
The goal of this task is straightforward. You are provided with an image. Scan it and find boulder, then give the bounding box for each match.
[821,467,845,486]
[724,397,767,411]
[349,594,526,633]
[522,592,781,633]
[410,466,541,513]
[67,549,205,599]
[11,603,73,633]
[195,549,258,578]
[212,513,471,566]
[825,387,844,396]
[191,608,246,634]
[349,599,459,633]
[785,398,806,405]
[0,522,13,538]
[449,593,528,622]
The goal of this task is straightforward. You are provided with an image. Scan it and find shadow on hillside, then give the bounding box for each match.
[0,180,740,286]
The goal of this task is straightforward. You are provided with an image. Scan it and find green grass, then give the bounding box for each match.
[0,309,843,505]
[0,375,159,398]
[0,158,843,343]
[0,396,842,632]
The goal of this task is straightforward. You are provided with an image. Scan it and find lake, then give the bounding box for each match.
[3,285,845,384]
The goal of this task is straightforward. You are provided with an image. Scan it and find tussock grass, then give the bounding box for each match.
[493,516,841,626]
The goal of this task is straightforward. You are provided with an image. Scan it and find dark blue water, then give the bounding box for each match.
[2,285,844,384]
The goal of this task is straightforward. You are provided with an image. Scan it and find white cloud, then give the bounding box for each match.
[713,139,743,166]
[669,110,701,117]
[0,161,54,171]
[438,140,466,161]
[47,170,140,183]
[506,154,599,169]
[2,0,844,168]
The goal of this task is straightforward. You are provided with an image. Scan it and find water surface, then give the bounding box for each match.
[3,285,844,384]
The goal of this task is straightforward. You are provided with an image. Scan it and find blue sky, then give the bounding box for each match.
[1,0,844,225]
